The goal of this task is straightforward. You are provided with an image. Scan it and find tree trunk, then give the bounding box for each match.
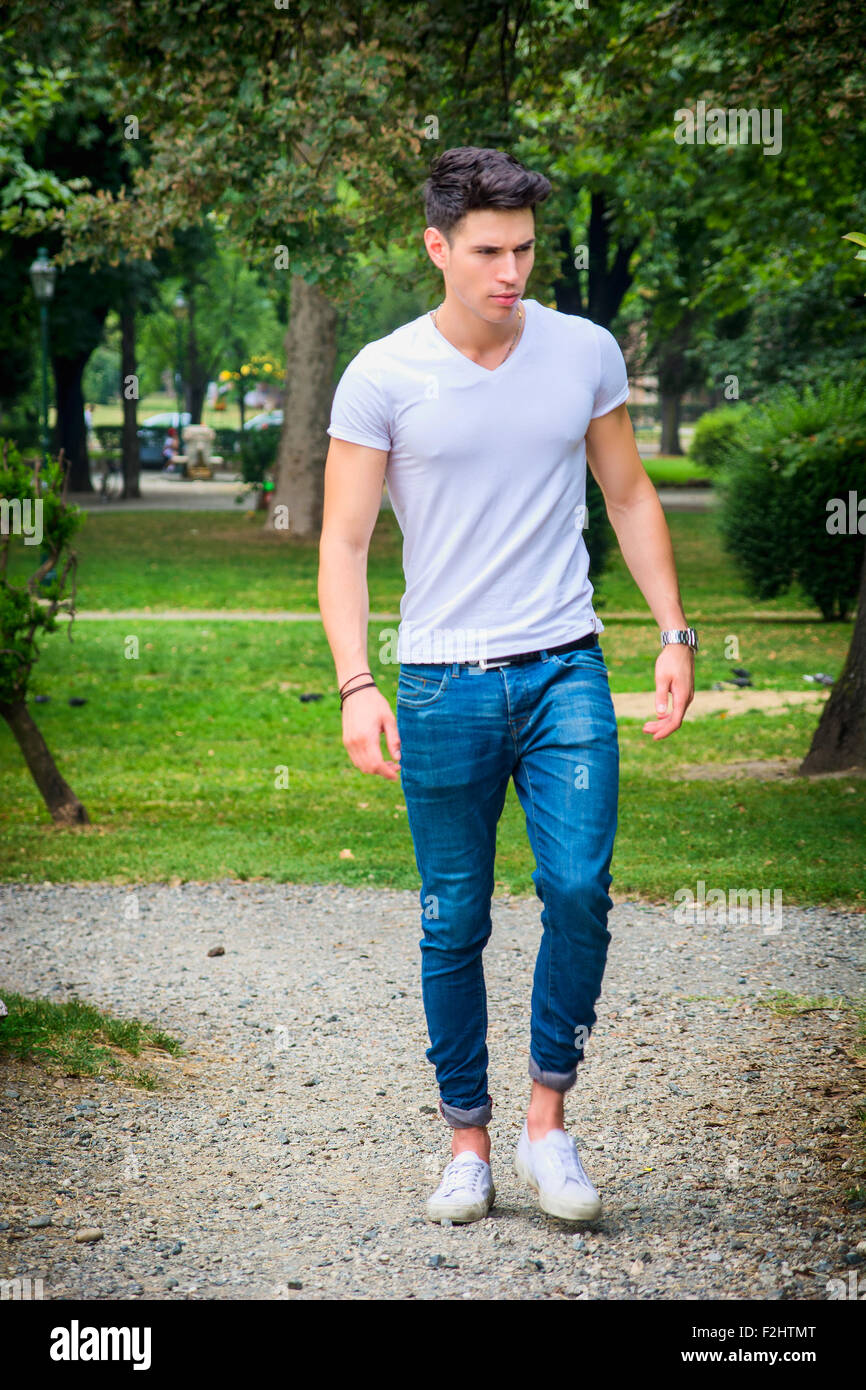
[120,303,141,500]
[185,293,208,425]
[799,541,866,774]
[52,352,93,492]
[659,392,683,455]
[552,196,639,329]
[0,699,90,825]
[266,276,337,537]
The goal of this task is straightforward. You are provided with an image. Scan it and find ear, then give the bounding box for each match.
[423,225,449,272]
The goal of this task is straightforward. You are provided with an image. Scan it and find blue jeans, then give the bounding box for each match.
[396,638,619,1129]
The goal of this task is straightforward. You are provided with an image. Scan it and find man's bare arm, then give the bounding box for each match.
[317,436,402,778]
[585,402,695,740]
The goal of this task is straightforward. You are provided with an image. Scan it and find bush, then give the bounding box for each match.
[239,425,279,485]
[585,469,615,599]
[689,402,753,472]
[0,439,85,703]
[93,425,123,457]
[213,427,241,458]
[715,374,866,620]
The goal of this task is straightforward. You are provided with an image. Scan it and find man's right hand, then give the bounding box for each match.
[342,687,402,780]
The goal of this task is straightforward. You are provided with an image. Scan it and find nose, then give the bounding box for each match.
[497,253,520,285]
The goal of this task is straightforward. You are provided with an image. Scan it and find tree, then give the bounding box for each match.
[0,440,89,823]
[52,1,563,535]
[137,231,285,426]
[4,3,173,491]
[800,229,866,774]
[800,546,866,773]
[0,31,82,440]
[37,0,866,528]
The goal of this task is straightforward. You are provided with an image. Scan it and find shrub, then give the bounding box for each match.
[0,439,89,823]
[688,401,753,472]
[213,427,241,458]
[239,425,279,485]
[715,374,866,620]
[92,425,123,457]
[585,469,615,599]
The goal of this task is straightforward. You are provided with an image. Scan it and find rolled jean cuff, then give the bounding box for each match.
[438,1096,493,1129]
[528,1055,577,1093]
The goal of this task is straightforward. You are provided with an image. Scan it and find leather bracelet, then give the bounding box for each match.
[340,679,378,706]
[339,669,373,694]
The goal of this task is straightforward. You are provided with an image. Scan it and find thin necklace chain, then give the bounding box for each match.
[431,300,524,361]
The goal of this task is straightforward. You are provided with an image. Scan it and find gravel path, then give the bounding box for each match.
[1,881,864,1301]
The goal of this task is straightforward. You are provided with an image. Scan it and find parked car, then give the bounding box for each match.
[137,412,192,468]
[243,410,284,430]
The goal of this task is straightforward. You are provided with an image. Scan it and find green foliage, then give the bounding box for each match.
[212,427,241,458]
[585,469,615,598]
[715,375,866,620]
[0,412,40,452]
[136,238,287,410]
[695,258,866,401]
[233,425,278,508]
[0,29,85,236]
[92,425,123,455]
[82,337,121,405]
[688,401,753,472]
[238,426,279,486]
[0,438,84,705]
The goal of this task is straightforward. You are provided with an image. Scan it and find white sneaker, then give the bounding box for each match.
[515,1121,602,1221]
[426,1151,495,1224]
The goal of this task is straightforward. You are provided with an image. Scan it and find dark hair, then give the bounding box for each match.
[423,146,552,242]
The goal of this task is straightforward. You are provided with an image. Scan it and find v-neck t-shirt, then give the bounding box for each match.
[326,297,630,664]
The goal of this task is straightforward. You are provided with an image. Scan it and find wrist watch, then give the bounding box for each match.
[660,627,698,651]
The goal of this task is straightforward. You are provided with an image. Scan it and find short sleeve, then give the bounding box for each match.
[591,324,630,419]
[326,354,391,451]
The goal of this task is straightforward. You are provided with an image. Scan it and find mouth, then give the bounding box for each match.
[491,293,519,305]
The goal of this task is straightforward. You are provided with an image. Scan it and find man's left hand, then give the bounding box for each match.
[642,644,695,740]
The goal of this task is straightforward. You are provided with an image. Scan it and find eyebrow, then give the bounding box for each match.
[469,237,536,251]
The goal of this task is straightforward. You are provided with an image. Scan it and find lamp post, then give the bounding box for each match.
[171,291,188,441]
[29,248,57,465]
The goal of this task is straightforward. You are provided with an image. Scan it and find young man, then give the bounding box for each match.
[318,146,696,1225]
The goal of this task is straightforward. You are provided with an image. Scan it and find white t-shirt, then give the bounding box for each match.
[326,297,629,663]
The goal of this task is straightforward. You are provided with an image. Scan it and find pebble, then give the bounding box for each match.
[0,880,862,1301]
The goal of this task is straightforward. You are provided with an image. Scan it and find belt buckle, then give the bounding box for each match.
[478,656,510,671]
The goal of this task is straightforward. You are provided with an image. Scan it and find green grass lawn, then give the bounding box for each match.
[2,510,861,906]
[88,393,244,431]
[0,610,861,906]
[642,455,713,486]
[8,507,823,622]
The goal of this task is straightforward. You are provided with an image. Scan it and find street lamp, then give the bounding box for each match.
[29,248,57,465]
[171,291,188,438]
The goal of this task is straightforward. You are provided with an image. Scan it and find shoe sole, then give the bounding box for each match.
[515,1154,602,1221]
[426,1183,496,1224]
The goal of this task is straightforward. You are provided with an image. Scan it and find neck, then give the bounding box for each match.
[434,295,524,354]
